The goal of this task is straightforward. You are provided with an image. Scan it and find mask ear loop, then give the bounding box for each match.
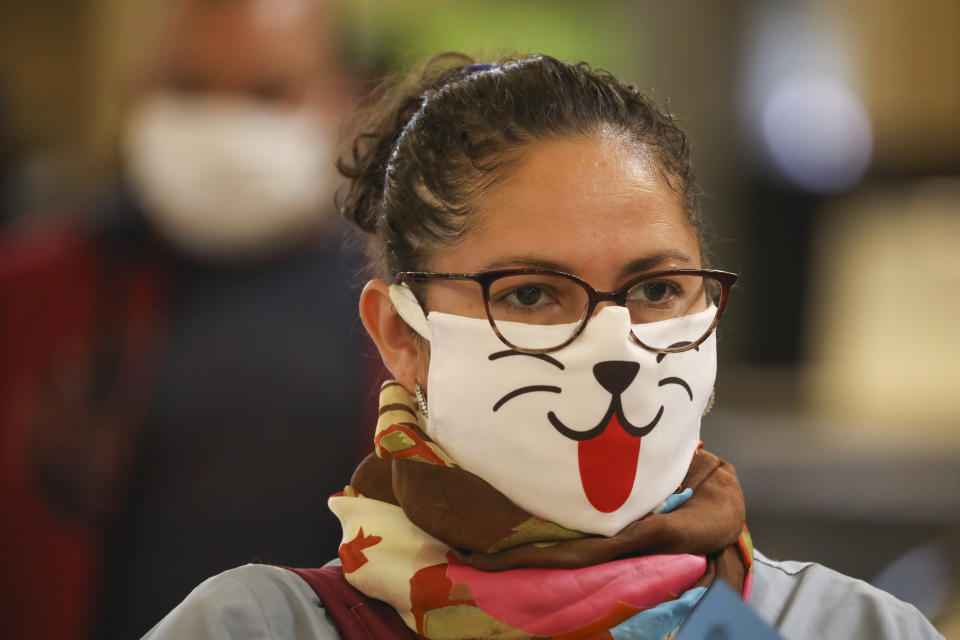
[702,388,716,417]
[388,284,432,417]
[388,283,431,339]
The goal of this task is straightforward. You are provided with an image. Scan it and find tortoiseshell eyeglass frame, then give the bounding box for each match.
[395,268,738,355]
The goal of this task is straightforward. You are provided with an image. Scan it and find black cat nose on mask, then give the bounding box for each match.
[388,284,717,536]
[593,361,640,395]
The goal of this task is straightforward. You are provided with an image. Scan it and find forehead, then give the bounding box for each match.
[430,131,700,286]
[150,0,326,88]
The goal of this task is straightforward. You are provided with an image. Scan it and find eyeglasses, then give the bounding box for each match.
[395,268,738,354]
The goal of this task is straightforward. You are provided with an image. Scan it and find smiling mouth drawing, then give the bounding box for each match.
[548,361,691,513]
[489,353,693,513]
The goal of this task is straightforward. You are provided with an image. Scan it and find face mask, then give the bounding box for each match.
[123,94,335,259]
[389,284,717,537]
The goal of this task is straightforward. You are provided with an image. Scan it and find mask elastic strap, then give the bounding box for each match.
[388,283,431,340]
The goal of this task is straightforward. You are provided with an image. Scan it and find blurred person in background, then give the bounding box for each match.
[0,0,379,638]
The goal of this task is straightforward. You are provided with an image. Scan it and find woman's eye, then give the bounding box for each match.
[510,285,545,306]
[629,280,680,305]
[642,282,668,302]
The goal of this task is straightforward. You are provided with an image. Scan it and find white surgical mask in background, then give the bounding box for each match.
[123,94,335,260]
[389,284,717,537]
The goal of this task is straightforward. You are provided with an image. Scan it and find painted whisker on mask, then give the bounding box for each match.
[656,342,700,363]
[658,377,693,401]
[657,340,700,364]
[492,385,562,412]
[488,349,565,370]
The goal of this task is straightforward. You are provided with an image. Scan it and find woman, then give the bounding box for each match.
[144,54,942,639]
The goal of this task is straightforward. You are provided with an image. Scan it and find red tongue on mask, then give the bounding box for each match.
[577,413,641,513]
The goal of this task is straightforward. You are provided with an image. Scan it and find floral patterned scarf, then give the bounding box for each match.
[329,381,753,639]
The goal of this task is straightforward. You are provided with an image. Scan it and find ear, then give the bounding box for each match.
[359,279,422,392]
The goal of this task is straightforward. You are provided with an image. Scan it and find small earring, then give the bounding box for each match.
[702,388,716,417]
[414,382,429,418]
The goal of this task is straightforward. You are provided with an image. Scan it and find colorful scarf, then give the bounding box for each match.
[329,381,753,639]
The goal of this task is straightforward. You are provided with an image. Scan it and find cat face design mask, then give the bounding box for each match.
[389,284,717,537]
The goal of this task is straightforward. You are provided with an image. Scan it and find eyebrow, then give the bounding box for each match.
[479,256,573,272]
[479,250,693,282]
[616,251,692,281]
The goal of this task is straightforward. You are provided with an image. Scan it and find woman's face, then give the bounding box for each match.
[420,128,702,340]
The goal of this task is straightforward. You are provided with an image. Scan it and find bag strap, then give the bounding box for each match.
[283,566,413,639]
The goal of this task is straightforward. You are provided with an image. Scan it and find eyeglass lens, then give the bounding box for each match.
[487,273,723,351]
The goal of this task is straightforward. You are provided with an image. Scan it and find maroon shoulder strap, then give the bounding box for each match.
[283,566,413,639]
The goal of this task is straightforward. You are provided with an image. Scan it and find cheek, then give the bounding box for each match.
[416,340,431,386]
[419,280,488,319]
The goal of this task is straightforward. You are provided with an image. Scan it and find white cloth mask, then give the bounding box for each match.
[389,284,717,537]
[123,94,335,259]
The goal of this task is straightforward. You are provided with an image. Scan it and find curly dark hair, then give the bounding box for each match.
[337,52,701,279]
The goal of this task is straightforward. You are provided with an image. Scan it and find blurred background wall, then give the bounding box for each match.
[1,0,958,635]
